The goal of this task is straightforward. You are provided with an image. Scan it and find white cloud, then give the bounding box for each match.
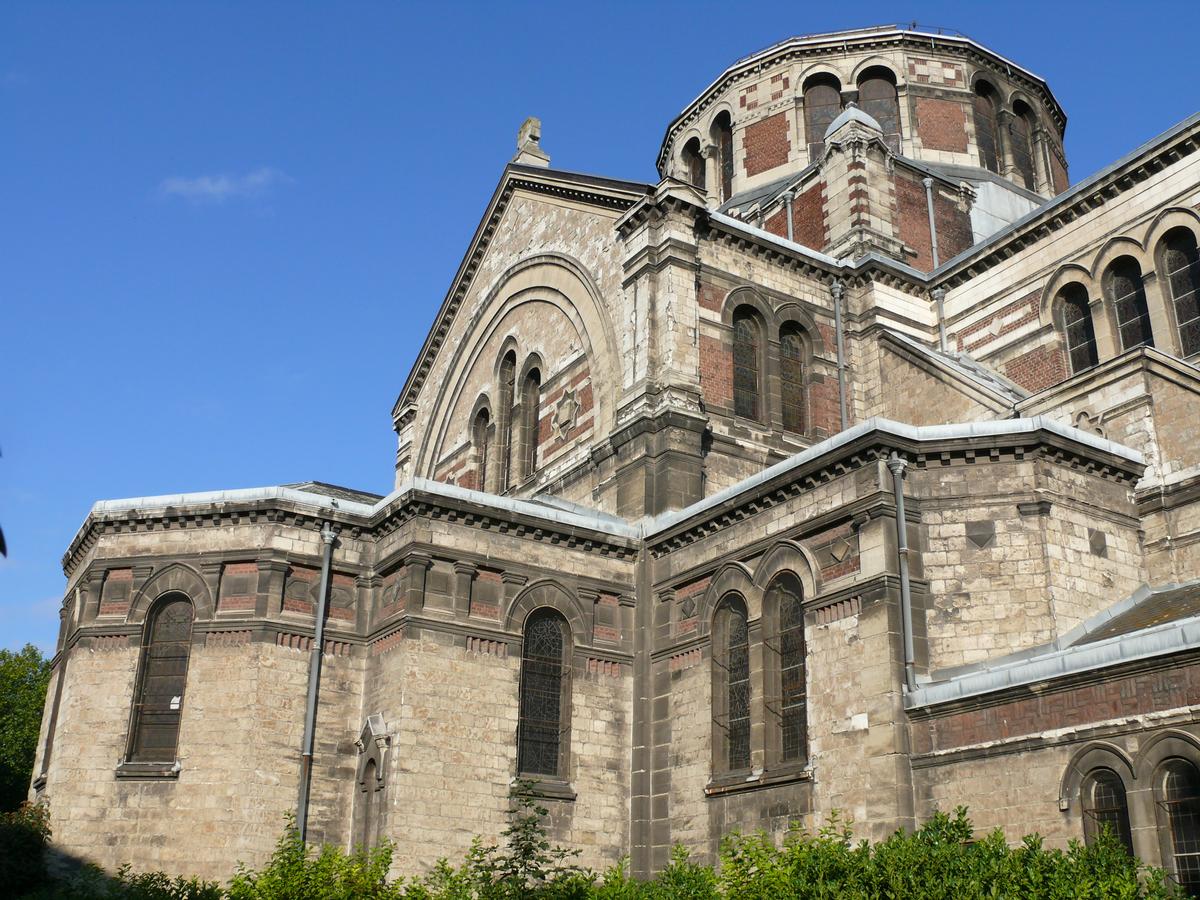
[158,167,293,204]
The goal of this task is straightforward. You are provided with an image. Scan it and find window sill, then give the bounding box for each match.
[31,774,47,792]
[705,763,813,797]
[514,776,576,802]
[116,761,181,780]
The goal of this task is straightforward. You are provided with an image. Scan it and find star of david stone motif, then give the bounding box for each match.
[554,389,580,440]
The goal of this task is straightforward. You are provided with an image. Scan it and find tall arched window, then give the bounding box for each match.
[473,408,490,491]
[732,307,763,420]
[519,368,541,480]
[780,323,807,434]
[858,68,900,150]
[682,137,705,191]
[1010,101,1037,191]
[1162,228,1200,357]
[1158,759,1200,894]
[804,75,842,160]
[713,595,750,773]
[1058,283,1099,374]
[1082,768,1134,854]
[127,594,194,763]
[356,759,379,850]
[973,82,1001,174]
[711,113,734,203]
[1105,257,1155,351]
[498,350,517,490]
[517,609,571,779]
[767,573,807,764]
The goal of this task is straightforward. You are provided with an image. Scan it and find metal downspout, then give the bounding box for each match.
[832,279,848,431]
[932,287,948,353]
[297,521,339,844]
[887,453,918,692]
[922,177,941,269]
[782,190,795,243]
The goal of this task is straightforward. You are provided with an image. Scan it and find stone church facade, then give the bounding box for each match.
[31,24,1200,892]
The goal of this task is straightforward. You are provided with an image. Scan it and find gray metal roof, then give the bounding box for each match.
[885,330,1029,405]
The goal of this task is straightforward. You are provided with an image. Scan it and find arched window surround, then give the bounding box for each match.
[681,136,706,193]
[353,714,390,852]
[497,349,518,491]
[709,111,734,204]
[762,572,808,768]
[731,305,766,422]
[803,73,843,162]
[711,593,752,776]
[856,66,900,152]
[471,398,493,492]
[1157,226,1200,359]
[971,79,1002,175]
[514,354,544,485]
[779,321,813,436]
[1008,99,1038,192]
[517,607,573,785]
[1053,282,1099,375]
[1103,256,1155,352]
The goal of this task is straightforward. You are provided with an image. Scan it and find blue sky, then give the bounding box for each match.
[2,1,1198,653]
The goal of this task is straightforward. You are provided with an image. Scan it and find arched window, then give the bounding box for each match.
[1162,228,1200,357]
[682,137,705,191]
[713,595,750,772]
[973,82,1001,174]
[732,307,763,420]
[711,113,734,203]
[127,594,194,763]
[767,573,807,764]
[1157,759,1200,894]
[1105,257,1155,351]
[780,323,808,434]
[1058,283,1099,374]
[1010,101,1037,191]
[473,408,490,491]
[499,350,517,490]
[517,609,571,779]
[357,759,379,849]
[1082,768,1134,854]
[858,68,900,151]
[519,368,541,480]
[804,75,842,161]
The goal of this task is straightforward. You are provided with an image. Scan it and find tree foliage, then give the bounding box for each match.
[0,643,52,811]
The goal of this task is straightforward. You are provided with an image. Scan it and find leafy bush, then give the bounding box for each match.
[0,645,52,812]
[1,801,51,895]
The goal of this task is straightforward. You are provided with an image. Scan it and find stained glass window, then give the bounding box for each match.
[713,596,751,773]
[805,77,842,161]
[1082,769,1133,854]
[499,351,517,490]
[1160,760,1200,895]
[128,595,193,763]
[1105,258,1155,351]
[518,610,569,778]
[683,137,705,191]
[1010,103,1036,191]
[732,309,761,420]
[780,324,807,434]
[772,574,807,763]
[473,408,490,490]
[1059,283,1098,373]
[974,83,1000,174]
[712,113,734,202]
[520,369,541,480]
[859,71,900,151]
[1163,229,1200,357]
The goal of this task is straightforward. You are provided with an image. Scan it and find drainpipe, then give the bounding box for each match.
[781,190,795,242]
[887,453,918,692]
[831,279,848,431]
[932,286,948,353]
[297,521,339,844]
[922,177,941,269]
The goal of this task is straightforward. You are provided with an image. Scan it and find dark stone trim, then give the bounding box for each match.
[519,778,577,802]
[705,765,813,797]
[116,761,180,780]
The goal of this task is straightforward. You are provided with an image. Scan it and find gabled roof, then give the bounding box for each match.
[883,331,1028,406]
[390,164,651,422]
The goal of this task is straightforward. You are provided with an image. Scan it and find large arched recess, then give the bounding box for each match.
[417,253,620,478]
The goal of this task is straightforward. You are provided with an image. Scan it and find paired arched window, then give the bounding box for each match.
[1010,101,1037,191]
[1081,768,1134,854]
[498,351,518,489]
[711,113,734,203]
[973,82,1001,174]
[780,323,808,434]
[517,609,572,779]
[804,75,842,160]
[473,408,491,491]
[127,594,194,763]
[682,137,705,191]
[767,573,807,764]
[1058,283,1099,374]
[712,595,751,773]
[1105,257,1155,351]
[518,368,542,481]
[1162,228,1200,357]
[858,68,900,150]
[732,307,763,420]
[1157,759,1200,894]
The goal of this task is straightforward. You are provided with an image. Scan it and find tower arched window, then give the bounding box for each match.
[1161,228,1200,357]
[682,137,705,192]
[1010,101,1037,191]
[804,75,842,161]
[127,594,194,763]
[732,306,763,421]
[357,759,379,849]
[519,368,541,481]
[1058,283,1099,374]
[712,595,750,773]
[517,609,571,779]
[499,350,517,490]
[766,573,807,764]
[780,323,808,434]
[858,68,900,151]
[711,113,734,203]
[1157,759,1200,894]
[973,82,1001,174]
[1105,257,1155,351]
[473,408,491,491]
[1081,768,1134,854]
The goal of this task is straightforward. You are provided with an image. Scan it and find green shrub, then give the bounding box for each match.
[1,801,51,895]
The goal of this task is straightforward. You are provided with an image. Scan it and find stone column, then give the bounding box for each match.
[453,562,477,618]
[701,144,720,208]
[256,559,289,617]
[402,551,433,613]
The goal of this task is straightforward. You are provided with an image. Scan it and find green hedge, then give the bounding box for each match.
[3,789,1177,898]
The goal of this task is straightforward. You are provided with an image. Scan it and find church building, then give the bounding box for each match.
[32,24,1200,893]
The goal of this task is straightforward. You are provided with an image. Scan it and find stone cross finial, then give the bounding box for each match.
[512,116,551,167]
